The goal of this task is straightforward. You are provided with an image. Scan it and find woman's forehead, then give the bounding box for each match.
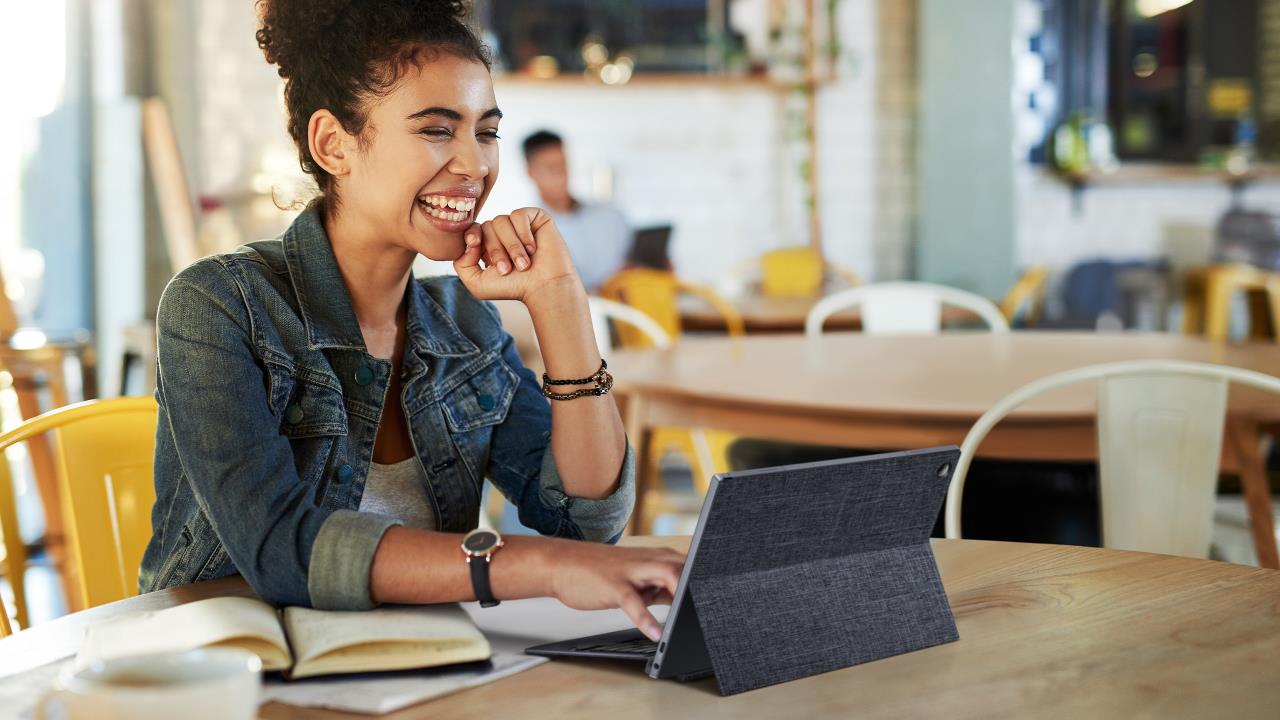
[387,55,496,119]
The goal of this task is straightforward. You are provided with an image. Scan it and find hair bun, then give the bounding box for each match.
[255,0,347,78]
[257,0,472,78]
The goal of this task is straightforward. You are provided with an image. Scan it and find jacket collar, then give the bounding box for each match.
[282,203,479,357]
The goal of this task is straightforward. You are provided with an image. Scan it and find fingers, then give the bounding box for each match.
[452,226,484,282]
[619,589,664,642]
[509,210,537,256]
[479,222,513,275]
[491,215,532,271]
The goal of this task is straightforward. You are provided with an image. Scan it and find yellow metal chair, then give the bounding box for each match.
[601,268,746,346]
[723,247,861,299]
[599,269,744,531]
[0,592,12,637]
[999,266,1049,328]
[1181,263,1280,341]
[0,397,157,629]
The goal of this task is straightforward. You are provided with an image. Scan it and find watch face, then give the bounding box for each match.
[463,530,499,554]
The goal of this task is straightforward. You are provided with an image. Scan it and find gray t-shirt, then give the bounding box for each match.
[546,201,631,291]
[358,458,437,531]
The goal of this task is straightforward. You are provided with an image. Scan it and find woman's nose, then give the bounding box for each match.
[448,138,490,179]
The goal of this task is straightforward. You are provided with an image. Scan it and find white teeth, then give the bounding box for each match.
[419,200,471,223]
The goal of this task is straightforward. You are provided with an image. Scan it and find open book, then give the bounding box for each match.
[77,596,491,680]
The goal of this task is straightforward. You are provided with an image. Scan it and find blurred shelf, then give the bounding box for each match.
[1052,163,1280,187]
[493,72,834,90]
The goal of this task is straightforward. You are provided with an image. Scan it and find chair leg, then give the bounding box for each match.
[1227,418,1280,570]
[0,455,29,629]
[13,373,79,613]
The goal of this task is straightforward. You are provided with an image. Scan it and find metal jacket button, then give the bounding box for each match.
[354,366,374,386]
[337,464,354,482]
[477,394,496,411]
[284,404,304,425]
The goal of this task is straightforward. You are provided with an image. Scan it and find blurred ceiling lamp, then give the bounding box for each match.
[1135,0,1194,18]
[528,55,560,79]
[599,57,634,86]
[581,38,609,68]
[1133,52,1158,78]
[4,0,67,119]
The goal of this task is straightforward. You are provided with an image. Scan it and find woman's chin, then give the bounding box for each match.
[411,234,466,262]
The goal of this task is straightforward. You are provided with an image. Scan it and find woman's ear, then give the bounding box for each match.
[309,109,352,177]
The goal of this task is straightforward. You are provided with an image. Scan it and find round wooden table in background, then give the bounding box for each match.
[3,538,1278,719]
[678,293,981,334]
[607,332,1280,566]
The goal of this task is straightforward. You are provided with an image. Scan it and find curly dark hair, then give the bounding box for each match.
[255,0,491,210]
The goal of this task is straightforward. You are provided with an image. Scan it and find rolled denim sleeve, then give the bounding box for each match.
[537,439,635,542]
[307,510,402,610]
[155,265,392,609]
[484,322,635,542]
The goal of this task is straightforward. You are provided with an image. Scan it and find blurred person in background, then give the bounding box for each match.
[523,130,631,291]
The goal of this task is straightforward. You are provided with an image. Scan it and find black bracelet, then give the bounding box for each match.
[541,360,613,401]
[542,359,608,386]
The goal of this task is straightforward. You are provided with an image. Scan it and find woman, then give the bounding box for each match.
[138,0,682,641]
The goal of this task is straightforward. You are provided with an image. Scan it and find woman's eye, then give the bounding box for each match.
[419,128,453,139]
[478,131,501,143]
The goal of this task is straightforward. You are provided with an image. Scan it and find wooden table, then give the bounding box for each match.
[609,332,1280,566]
[679,293,982,334]
[4,538,1279,719]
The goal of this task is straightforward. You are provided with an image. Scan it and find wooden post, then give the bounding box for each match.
[804,0,822,255]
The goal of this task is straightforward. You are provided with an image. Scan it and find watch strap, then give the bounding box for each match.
[469,555,499,608]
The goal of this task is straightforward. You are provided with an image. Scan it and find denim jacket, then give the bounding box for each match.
[139,204,635,609]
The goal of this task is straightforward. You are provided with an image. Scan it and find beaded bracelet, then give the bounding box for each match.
[541,359,613,400]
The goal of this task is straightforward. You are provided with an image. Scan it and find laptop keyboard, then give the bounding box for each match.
[574,637,659,656]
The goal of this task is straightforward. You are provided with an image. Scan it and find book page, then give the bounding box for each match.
[77,596,292,672]
[283,604,489,677]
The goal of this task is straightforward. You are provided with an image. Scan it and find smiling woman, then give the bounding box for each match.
[137,0,684,643]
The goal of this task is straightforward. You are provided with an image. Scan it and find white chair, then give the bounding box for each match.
[804,281,1010,336]
[587,297,672,356]
[944,360,1280,562]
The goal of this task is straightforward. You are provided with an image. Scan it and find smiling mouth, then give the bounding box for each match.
[417,194,476,223]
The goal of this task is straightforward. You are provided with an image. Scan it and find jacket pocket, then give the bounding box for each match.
[440,358,518,433]
[276,368,349,439]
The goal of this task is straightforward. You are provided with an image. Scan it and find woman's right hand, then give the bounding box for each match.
[545,541,687,641]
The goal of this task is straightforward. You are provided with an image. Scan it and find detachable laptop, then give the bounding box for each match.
[526,446,961,695]
[626,225,673,270]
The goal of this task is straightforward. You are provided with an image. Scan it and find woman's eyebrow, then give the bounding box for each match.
[406,106,504,121]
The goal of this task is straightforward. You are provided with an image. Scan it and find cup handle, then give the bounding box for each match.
[33,689,69,720]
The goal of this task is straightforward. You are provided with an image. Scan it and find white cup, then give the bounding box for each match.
[34,647,262,720]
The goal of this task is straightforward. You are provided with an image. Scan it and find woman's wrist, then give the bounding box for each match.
[490,535,556,600]
[524,277,602,379]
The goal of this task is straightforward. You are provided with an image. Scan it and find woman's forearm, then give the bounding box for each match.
[524,280,627,500]
[369,527,554,604]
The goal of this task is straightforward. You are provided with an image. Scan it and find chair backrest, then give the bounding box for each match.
[944,360,1280,559]
[720,248,861,299]
[761,247,825,298]
[601,269,683,347]
[805,282,1010,336]
[601,268,744,347]
[999,266,1049,327]
[0,397,159,611]
[587,297,673,357]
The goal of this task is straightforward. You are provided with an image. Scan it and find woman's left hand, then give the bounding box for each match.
[453,208,583,305]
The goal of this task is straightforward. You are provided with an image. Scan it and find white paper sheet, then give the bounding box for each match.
[258,652,547,715]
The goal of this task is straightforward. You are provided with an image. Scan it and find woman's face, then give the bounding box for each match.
[339,53,500,261]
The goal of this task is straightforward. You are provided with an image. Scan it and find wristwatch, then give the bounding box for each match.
[461,528,504,608]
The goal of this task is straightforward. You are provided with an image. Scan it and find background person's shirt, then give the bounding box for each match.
[546,201,631,291]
